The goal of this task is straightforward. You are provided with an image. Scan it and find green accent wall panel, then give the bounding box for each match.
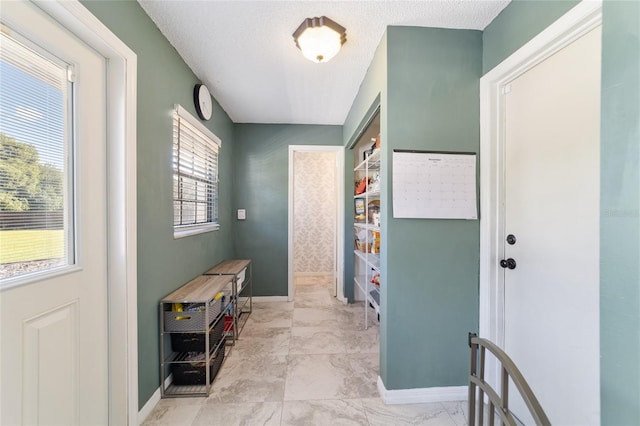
[383,26,482,389]
[232,124,342,297]
[383,219,480,387]
[600,1,640,424]
[80,0,235,409]
[483,0,579,74]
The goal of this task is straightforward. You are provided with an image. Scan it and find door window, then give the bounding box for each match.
[0,26,74,285]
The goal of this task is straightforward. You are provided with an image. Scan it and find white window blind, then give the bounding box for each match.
[0,27,73,283]
[173,105,220,238]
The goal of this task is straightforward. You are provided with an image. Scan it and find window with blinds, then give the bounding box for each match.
[172,105,221,238]
[0,27,73,284]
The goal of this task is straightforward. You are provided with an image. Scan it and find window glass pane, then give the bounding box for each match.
[172,109,219,232]
[0,29,72,281]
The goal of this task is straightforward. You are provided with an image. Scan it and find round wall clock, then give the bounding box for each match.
[193,84,212,121]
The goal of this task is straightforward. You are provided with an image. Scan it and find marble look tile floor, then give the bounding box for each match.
[143,275,468,426]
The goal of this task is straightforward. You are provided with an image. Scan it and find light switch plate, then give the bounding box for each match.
[237,209,246,220]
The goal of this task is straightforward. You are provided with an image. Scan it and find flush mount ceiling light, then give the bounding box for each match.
[293,16,346,63]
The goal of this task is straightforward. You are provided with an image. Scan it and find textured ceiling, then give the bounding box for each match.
[138,1,510,125]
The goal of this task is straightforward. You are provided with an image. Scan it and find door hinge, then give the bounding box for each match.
[67,65,76,83]
[502,84,512,95]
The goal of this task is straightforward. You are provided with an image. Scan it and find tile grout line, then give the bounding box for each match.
[439,401,458,426]
[359,398,373,426]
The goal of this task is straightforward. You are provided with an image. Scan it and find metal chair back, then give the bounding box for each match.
[468,333,551,426]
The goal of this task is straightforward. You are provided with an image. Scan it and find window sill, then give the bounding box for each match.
[174,223,220,239]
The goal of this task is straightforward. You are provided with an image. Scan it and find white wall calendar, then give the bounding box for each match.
[392,150,478,219]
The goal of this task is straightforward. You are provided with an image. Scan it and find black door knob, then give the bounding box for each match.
[500,258,517,269]
[506,234,516,245]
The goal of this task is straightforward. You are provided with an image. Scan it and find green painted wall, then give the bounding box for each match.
[483,1,640,423]
[232,124,342,297]
[482,0,579,73]
[80,0,235,409]
[600,1,640,424]
[382,26,482,389]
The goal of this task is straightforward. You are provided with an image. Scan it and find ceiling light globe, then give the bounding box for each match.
[298,26,342,63]
[293,16,346,64]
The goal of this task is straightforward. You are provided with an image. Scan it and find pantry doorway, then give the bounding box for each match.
[288,145,345,303]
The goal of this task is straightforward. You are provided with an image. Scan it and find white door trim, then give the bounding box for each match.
[34,1,138,424]
[479,0,601,388]
[288,145,346,303]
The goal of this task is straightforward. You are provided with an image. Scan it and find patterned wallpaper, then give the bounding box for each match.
[293,152,336,273]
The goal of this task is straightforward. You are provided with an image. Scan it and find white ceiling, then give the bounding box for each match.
[138,0,510,125]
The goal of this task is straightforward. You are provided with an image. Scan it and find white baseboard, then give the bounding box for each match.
[138,374,172,425]
[377,376,467,405]
[252,296,289,303]
[138,387,159,425]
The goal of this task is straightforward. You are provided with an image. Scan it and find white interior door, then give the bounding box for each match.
[502,26,601,425]
[1,1,109,424]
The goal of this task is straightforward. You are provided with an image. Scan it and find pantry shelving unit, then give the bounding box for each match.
[159,274,234,397]
[354,147,381,329]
